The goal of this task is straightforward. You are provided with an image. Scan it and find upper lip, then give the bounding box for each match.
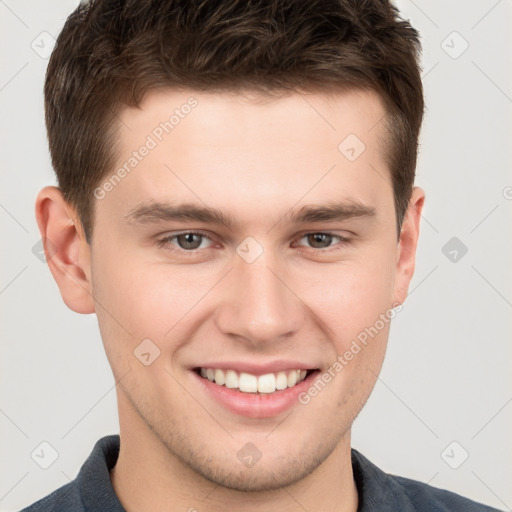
[192,360,318,376]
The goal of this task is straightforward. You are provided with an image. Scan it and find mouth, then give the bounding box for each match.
[190,359,322,418]
[194,367,316,394]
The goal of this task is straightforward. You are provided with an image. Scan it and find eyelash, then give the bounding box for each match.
[155,230,350,255]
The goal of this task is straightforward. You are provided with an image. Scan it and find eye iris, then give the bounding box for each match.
[177,233,202,250]
[308,233,332,248]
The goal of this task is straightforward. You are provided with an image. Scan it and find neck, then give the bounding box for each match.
[111,399,358,512]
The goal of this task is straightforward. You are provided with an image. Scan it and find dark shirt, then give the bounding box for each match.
[21,435,502,511]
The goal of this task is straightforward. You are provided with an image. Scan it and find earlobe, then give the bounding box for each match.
[35,186,95,314]
[392,187,425,306]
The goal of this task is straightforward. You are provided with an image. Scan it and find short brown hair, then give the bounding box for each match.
[45,0,423,242]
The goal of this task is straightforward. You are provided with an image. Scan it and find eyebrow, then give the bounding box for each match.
[124,200,376,229]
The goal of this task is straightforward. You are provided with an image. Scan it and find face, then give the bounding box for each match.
[44,88,423,492]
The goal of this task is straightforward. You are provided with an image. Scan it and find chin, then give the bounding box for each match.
[164,428,343,493]
[187,456,319,492]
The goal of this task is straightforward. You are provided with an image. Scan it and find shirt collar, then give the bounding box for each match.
[351,448,415,511]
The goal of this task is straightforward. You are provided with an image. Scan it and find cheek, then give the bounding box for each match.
[91,242,221,347]
[301,249,397,340]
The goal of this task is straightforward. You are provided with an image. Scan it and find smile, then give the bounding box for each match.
[197,367,311,394]
[192,362,320,418]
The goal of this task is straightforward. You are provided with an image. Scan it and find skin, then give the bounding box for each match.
[36,88,424,512]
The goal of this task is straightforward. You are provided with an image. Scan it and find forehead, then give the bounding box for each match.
[118,87,388,150]
[97,87,392,230]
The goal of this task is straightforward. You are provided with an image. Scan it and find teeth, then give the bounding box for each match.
[239,372,258,392]
[214,368,225,386]
[287,370,298,387]
[275,371,288,390]
[257,373,276,393]
[198,367,309,394]
[225,370,238,389]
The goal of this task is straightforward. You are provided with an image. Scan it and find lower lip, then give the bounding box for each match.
[193,371,318,418]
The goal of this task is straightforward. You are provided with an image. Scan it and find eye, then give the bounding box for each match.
[156,230,349,255]
[296,232,348,250]
[157,231,214,251]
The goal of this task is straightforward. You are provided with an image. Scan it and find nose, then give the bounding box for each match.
[214,253,305,348]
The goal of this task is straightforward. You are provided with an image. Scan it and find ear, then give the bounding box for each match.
[392,186,425,306]
[35,186,95,314]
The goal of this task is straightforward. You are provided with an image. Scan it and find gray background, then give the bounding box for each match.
[1,1,511,510]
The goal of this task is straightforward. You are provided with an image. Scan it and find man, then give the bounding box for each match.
[23,0,502,510]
